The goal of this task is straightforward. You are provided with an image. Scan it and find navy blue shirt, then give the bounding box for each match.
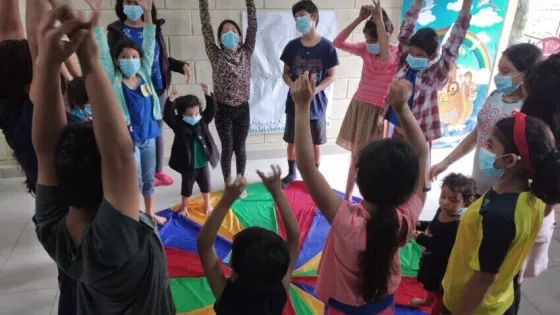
[386,69,419,127]
[281,37,339,120]
[122,78,161,143]
[123,25,163,91]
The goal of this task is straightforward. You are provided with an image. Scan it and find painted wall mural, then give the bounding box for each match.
[400,0,509,148]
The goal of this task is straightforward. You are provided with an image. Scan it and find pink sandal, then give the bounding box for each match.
[155,172,174,186]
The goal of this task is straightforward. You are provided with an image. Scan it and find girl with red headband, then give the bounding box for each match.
[441,113,558,315]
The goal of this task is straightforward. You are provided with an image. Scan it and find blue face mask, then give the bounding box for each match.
[367,43,380,55]
[494,75,521,94]
[119,59,141,77]
[296,15,312,34]
[406,54,429,71]
[221,31,239,50]
[183,115,202,126]
[123,5,144,22]
[478,147,505,179]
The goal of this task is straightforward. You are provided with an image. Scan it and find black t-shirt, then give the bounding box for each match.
[33,184,175,315]
[214,280,287,315]
[416,209,461,292]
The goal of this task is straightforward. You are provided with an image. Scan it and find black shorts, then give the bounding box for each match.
[181,166,211,197]
[283,113,327,145]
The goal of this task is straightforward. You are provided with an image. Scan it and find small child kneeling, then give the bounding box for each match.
[163,84,219,216]
[410,173,476,315]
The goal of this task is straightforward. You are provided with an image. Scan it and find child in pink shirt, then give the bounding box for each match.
[334,2,399,200]
[291,71,428,315]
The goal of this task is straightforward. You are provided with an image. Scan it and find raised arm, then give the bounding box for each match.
[138,0,156,70]
[397,0,422,60]
[257,165,300,290]
[78,0,139,220]
[372,0,390,62]
[243,0,257,53]
[199,0,219,58]
[431,0,472,89]
[92,6,116,79]
[333,5,372,56]
[26,0,53,68]
[162,97,178,130]
[201,83,217,124]
[387,80,428,204]
[294,72,342,223]
[0,0,25,41]
[32,6,88,187]
[197,176,247,300]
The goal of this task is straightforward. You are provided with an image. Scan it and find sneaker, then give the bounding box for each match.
[281,174,296,189]
[239,189,248,199]
[155,172,174,186]
[154,177,164,187]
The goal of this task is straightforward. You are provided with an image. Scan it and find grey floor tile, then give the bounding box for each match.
[0,289,57,315]
[518,295,543,315]
[0,255,8,273]
[521,268,560,315]
[12,220,44,255]
[0,223,25,256]
[50,291,59,315]
[0,250,58,294]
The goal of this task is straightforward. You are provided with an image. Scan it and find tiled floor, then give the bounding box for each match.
[0,150,558,314]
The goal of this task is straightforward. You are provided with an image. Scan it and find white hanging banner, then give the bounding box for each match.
[242,11,337,134]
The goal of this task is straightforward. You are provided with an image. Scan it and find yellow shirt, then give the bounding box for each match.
[442,190,544,315]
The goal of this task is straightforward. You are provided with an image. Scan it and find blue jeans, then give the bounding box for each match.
[134,138,156,196]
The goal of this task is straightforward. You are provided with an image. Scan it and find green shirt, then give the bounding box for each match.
[193,138,208,169]
[33,185,175,315]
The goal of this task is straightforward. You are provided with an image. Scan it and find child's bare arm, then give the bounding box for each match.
[0,0,25,41]
[372,0,390,62]
[293,72,342,223]
[387,80,428,204]
[197,176,247,300]
[257,165,300,290]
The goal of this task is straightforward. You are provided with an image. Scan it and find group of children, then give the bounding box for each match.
[1,0,559,314]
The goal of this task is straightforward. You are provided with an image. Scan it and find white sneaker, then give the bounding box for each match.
[239,189,248,199]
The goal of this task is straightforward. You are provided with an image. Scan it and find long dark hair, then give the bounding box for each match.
[356,139,419,301]
[115,0,158,22]
[502,43,543,74]
[521,53,560,147]
[494,116,560,204]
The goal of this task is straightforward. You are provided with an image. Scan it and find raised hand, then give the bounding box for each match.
[36,5,90,66]
[387,80,412,110]
[200,83,210,96]
[183,64,192,84]
[84,0,102,26]
[358,5,374,21]
[137,0,153,12]
[257,164,283,194]
[372,0,383,22]
[169,86,179,101]
[291,71,316,108]
[223,175,247,202]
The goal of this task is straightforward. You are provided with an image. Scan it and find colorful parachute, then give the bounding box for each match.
[157,181,433,315]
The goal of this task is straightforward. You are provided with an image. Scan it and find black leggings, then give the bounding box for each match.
[215,101,250,180]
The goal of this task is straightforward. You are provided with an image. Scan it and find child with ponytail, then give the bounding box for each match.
[293,72,427,314]
[442,113,559,315]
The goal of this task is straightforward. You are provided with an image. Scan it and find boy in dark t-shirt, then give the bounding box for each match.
[31,2,174,314]
[280,0,339,188]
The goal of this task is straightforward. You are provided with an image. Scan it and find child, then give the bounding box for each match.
[280,0,339,188]
[93,0,166,225]
[199,0,257,197]
[32,2,174,313]
[108,0,193,187]
[163,84,219,217]
[429,43,543,195]
[442,113,559,315]
[386,0,472,189]
[67,77,92,121]
[197,166,300,314]
[334,1,398,200]
[293,72,428,314]
[409,173,476,315]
